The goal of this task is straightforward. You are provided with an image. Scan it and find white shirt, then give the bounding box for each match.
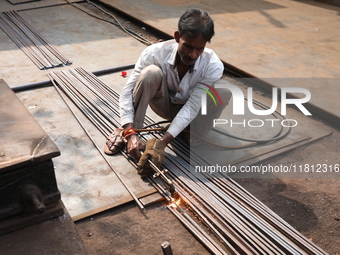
[119,39,223,138]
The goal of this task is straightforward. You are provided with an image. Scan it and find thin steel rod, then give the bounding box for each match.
[13,0,85,12]
[48,67,327,255]
[163,158,292,255]
[12,64,135,92]
[0,10,71,69]
[48,73,145,211]
[162,151,307,254]
[173,185,244,255]
[188,150,325,254]
[168,205,227,255]
[10,10,71,64]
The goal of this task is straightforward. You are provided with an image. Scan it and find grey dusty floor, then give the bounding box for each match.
[100,0,340,124]
[0,0,339,254]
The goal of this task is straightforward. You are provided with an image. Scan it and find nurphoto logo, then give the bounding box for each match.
[198,82,223,115]
[200,82,312,128]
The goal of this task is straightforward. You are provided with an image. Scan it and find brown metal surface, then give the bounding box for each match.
[0,79,60,172]
[0,79,62,232]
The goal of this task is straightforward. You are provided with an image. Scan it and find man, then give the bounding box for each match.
[104,8,231,176]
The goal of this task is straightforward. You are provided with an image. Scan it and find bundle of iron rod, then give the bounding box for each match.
[48,67,327,255]
[0,10,71,69]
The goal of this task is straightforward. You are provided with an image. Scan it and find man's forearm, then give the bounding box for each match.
[123,122,135,130]
[160,131,174,145]
[123,123,173,145]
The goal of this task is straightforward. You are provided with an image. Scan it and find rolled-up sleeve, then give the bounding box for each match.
[167,56,224,137]
[119,40,223,136]
[119,49,150,126]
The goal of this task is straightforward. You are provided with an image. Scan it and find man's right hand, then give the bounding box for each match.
[126,134,145,161]
[122,123,145,160]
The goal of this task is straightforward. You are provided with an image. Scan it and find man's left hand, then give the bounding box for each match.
[138,138,166,176]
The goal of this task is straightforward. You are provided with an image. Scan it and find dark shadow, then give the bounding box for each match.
[258,10,287,28]
[291,0,340,13]
[234,178,319,232]
[0,0,288,54]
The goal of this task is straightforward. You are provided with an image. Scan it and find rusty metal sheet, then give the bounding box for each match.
[99,0,340,124]
[7,0,40,5]
[0,79,60,173]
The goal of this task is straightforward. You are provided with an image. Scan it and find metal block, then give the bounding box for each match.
[0,79,62,234]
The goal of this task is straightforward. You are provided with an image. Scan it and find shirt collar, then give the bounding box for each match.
[168,44,198,74]
[168,44,177,67]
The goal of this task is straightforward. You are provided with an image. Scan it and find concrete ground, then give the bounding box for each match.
[0,205,86,255]
[0,0,339,255]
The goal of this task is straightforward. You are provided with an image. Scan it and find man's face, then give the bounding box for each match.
[174,31,207,66]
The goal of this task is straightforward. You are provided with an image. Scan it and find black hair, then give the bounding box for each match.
[178,8,215,42]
